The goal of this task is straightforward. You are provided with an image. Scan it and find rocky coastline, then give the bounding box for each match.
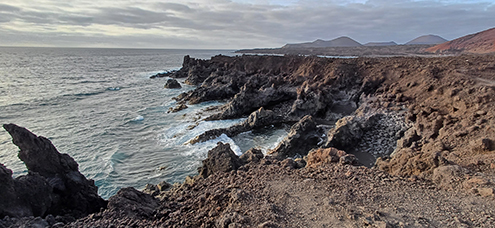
[2,54,495,227]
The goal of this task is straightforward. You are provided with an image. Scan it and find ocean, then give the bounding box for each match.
[0,47,287,199]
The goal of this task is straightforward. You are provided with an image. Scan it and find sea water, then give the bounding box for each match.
[0,47,287,199]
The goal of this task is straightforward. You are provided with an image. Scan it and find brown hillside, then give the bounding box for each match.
[427,27,495,54]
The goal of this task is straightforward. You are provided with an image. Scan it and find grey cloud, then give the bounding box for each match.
[18,11,57,24]
[92,6,226,30]
[1,0,494,48]
[96,7,172,25]
[154,3,195,13]
[0,4,21,12]
[0,13,12,23]
[58,15,94,26]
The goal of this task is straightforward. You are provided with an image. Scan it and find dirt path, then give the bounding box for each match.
[264,164,495,227]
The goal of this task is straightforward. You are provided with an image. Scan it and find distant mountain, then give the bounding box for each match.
[405,35,448,45]
[364,41,398,46]
[282,36,362,49]
[426,27,495,54]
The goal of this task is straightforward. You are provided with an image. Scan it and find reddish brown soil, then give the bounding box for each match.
[427,27,495,54]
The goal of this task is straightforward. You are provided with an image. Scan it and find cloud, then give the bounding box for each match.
[153,3,195,13]
[1,0,494,48]
[0,4,21,12]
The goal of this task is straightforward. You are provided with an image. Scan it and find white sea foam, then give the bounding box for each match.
[180,133,242,158]
[0,47,243,199]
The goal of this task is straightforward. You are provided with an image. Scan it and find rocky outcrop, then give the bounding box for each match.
[325,115,367,150]
[207,75,297,120]
[164,79,181,89]
[240,148,264,163]
[157,54,495,191]
[198,142,244,178]
[168,55,372,123]
[168,104,188,113]
[149,70,177,79]
[142,181,172,197]
[1,124,107,219]
[306,147,356,167]
[268,115,322,160]
[0,163,54,218]
[189,107,285,144]
[289,81,334,118]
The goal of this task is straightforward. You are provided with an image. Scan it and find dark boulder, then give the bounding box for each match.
[325,116,366,149]
[268,115,321,160]
[289,81,333,118]
[164,79,182,89]
[1,124,107,218]
[107,187,159,219]
[1,163,53,218]
[240,148,264,163]
[325,114,383,150]
[198,142,243,178]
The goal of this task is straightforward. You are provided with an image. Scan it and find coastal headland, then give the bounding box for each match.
[2,53,495,227]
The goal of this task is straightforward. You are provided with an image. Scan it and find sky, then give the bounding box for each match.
[0,0,494,49]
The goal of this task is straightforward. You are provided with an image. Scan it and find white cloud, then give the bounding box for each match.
[0,0,494,48]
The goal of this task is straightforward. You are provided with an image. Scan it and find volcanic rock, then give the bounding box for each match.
[107,187,159,219]
[289,81,333,118]
[268,115,321,159]
[168,103,188,113]
[149,70,177,79]
[325,115,368,149]
[164,78,181,89]
[208,75,297,120]
[1,124,107,218]
[198,142,243,178]
[240,148,264,163]
[306,147,350,167]
[190,107,284,144]
[0,163,54,218]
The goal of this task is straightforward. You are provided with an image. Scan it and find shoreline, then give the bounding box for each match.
[2,53,495,227]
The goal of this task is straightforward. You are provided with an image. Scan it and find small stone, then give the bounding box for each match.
[471,138,493,152]
[478,188,495,197]
[294,158,306,168]
[340,154,357,165]
[157,181,172,191]
[476,110,487,116]
[454,130,468,137]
